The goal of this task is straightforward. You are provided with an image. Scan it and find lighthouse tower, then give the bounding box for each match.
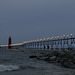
[8,36,11,49]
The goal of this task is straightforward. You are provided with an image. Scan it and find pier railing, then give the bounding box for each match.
[0,34,75,50]
[23,34,75,50]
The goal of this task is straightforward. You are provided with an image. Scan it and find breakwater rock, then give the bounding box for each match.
[29,50,75,69]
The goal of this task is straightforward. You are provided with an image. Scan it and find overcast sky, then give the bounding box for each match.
[0,0,75,45]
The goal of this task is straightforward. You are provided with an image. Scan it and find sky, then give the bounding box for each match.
[0,0,75,45]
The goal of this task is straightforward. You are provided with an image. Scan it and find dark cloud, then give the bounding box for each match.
[0,0,75,44]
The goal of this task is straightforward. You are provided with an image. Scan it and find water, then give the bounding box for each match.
[0,49,75,75]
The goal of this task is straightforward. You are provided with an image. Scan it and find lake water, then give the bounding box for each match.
[0,48,75,75]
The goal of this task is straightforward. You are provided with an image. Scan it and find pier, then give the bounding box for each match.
[23,34,75,50]
[0,34,75,50]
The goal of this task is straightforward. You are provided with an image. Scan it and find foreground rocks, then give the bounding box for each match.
[29,56,37,58]
[29,50,75,69]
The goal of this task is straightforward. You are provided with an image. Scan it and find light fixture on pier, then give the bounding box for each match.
[51,37,53,40]
[24,41,28,44]
[40,39,42,41]
[47,38,49,40]
[37,39,39,41]
[35,40,36,42]
[61,36,62,38]
[28,41,30,43]
[67,35,69,38]
[43,38,45,40]
[70,34,73,37]
[63,35,65,37]
[52,37,54,39]
[33,40,34,42]
[55,37,57,39]
[30,41,32,42]
[57,36,59,39]
[26,41,28,43]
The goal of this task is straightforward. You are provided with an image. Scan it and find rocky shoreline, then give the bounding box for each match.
[29,50,75,69]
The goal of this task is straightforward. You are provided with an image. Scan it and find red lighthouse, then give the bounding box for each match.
[8,36,11,49]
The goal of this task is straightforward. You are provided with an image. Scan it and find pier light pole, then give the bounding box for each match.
[67,35,69,49]
[30,41,32,48]
[37,39,39,49]
[32,41,33,49]
[28,41,30,48]
[43,38,46,49]
[25,42,27,48]
[47,38,49,49]
[55,37,57,50]
[40,39,42,49]
[57,36,59,50]
[33,40,34,49]
[24,42,26,48]
[38,39,40,49]
[39,40,40,49]
[27,41,28,48]
[63,35,65,50]
[51,37,54,50]
[47,38,49,40]
[61,36,62,50]
[52,37,54,49]
[26,41,28,48]
[63,35,65,39]
[71,34,73,38]
[27,41,29,48]
[39,39,41,49]
[35,40,36,49]
[51,38,52,49]
[29,41,31,48]
[70,34,73,49]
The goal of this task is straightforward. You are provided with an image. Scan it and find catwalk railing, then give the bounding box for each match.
[0,34,75,50]
[23,34,75,50]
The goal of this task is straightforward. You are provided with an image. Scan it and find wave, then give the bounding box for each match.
[20,65,36,70]
[0,64,19,72]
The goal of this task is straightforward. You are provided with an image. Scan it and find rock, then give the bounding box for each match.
[57,57,75,69]
[22,51,24,52]
[40,53,46,55]
[44,57,50,61]
[62,61,75,69]
[71,52,75,56]
[71,57,75,64]
[29,56,37,58]
[37,55,48,60]
[29,50,75,69]
[50,56,56,61]
[53,51,59,57]
[43,53,51,57]
[44,56,57,63]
